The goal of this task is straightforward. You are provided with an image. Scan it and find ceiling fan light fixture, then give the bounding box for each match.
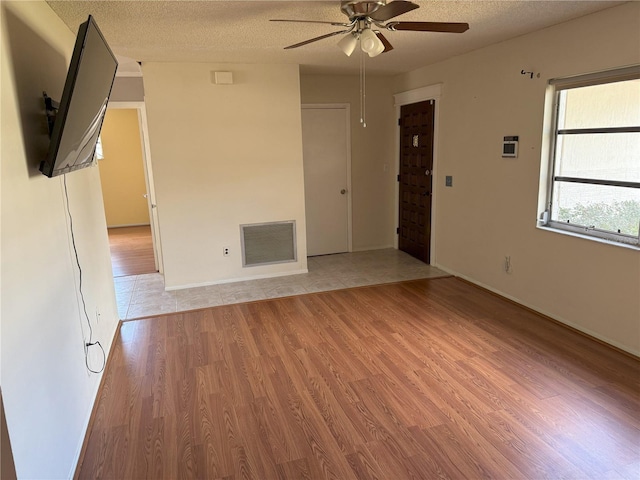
[359,27,384,57]
[338,32,359,56]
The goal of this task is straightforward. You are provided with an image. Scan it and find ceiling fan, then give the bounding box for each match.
[271,0,469,57]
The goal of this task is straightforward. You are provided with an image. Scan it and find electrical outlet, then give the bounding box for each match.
[445,175,453,187]
[223,246,230,257]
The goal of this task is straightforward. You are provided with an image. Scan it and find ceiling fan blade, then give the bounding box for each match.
[387,21,469,33]
[369,1,419,22]
[375,32,394,53]
[270,19,353,27]
[284,29,352,49]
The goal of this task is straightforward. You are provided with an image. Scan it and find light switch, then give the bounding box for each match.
[445,176,453,187]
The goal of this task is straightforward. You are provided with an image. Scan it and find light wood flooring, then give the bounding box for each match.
[76,277,640,479]
[108,225,156,277]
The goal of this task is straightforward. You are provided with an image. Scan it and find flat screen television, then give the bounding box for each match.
[40,15,118,178]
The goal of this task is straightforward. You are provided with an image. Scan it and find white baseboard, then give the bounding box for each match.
[165,268,309,291]
[434,263,639,358]
[107,223,151,229]
[351,245,394,252]
[71,318,121,479]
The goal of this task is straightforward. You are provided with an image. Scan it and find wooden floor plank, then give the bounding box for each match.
[107,225,156,277]
[76,277,640,479]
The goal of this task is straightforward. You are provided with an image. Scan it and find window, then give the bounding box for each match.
[540,66,640,247]
[95,135,104,160]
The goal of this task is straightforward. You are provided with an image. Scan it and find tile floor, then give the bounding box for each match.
[114,248,449,320]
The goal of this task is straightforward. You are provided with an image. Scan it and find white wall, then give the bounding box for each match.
[300,75,397,251]
[393,2,640,355]
[143,63,308,289]
[1,2,120,478]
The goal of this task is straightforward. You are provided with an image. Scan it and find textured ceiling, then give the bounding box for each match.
[46,1,626,76]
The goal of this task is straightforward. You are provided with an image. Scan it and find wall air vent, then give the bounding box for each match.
[241,221,297,267]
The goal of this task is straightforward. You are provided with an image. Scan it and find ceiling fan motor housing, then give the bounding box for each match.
[341,1,386,20]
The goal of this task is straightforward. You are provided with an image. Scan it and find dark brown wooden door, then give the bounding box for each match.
[398,100,434,263]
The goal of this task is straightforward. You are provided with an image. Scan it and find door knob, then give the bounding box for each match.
[340,189,347,195]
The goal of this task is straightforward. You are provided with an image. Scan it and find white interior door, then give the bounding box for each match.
[106,102,163,274]
[137,106,163,273]
[302,105,351,256]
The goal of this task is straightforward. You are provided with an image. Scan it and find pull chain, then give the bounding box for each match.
[359,48,363,125]
[359,48,367,128]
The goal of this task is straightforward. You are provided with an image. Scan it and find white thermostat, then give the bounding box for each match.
[502,136,519,158]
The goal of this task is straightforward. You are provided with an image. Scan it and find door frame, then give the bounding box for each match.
[393,84,442,265]
[301,103,353,253]
[105,101,164,274]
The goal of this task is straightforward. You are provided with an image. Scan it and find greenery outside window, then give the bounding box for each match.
[540,66,640,247]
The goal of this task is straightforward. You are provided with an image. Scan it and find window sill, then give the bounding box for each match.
[536,224,640,251]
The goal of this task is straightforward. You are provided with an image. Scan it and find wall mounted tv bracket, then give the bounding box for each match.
[43,91,59,137]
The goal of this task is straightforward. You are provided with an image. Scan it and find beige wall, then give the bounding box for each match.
[99,108,150,227]
[143,63,308,289]
[393,2,640,355]
[300,75,396,251]
[1,1,119,477]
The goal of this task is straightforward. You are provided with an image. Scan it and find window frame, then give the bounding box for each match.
[539,65,640,248]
